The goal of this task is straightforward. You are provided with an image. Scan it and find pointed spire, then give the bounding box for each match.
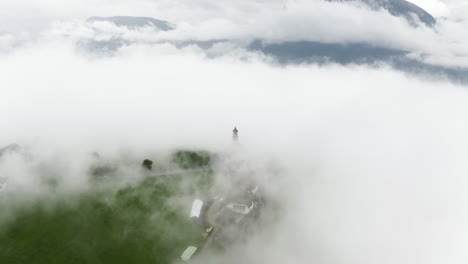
[233,126,239,141]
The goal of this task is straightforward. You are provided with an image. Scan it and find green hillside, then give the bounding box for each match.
[0,156,214,264]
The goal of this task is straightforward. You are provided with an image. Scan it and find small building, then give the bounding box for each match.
[226,196,255,215]
[201,226,214,240]
[181,246,197,262]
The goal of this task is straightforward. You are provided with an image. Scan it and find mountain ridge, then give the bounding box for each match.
[87,16,174,31]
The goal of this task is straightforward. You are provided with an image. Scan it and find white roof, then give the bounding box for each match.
[181,246,197,261]
[190,199,203,218]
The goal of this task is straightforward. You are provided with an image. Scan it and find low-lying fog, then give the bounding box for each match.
[2,39,468,263]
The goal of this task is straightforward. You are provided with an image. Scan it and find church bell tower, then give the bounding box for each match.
[232,127,239,141]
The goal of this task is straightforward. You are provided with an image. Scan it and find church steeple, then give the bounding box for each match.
[233,127,239,141]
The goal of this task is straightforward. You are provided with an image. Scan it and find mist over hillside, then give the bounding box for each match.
[43,0,468,84]
[2,0,468,264]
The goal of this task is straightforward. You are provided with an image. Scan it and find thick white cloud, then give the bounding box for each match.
[3,0,463,68]
[0,34,17,52]
[2,41,468,263]
[2,1,468,263]
[408,0,451,17]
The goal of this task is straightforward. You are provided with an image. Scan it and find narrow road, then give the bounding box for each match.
[149,167,211,177]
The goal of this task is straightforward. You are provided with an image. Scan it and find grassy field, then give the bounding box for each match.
[0,151,215,264]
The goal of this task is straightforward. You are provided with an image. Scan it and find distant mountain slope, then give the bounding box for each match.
[87,16,174,31]
[329,0,436,26]
[379,0,436,26]
[249,40,406,64]
[81,7,468,84]
[248,40,468,84]
[247,0,436,66]
[247,1,439,74]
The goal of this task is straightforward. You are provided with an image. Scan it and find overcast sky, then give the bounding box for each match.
[0,0,465,31]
